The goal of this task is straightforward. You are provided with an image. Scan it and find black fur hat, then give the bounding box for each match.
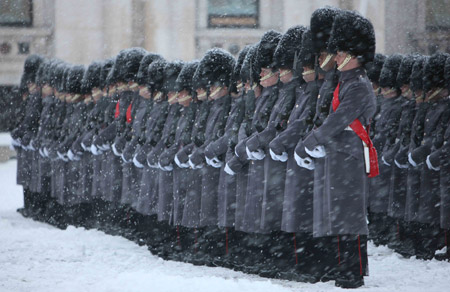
[100,58,114,89]
[240,44,260,83]
[327,10,376,65]
[54,62,67,92]
[410,56,427,92]
[47,60,63,88]
[423,52,449,92]
[35,60,51,87]
[445,56,450,91]
[20,54,45,89]
[298,28,315,69]
[366,53,386,84]
[230,45,251,93]
[310,6,340,54]
[147,58,167,92]
[274,25,307,70]
[175,61,199,93]
[61,65,71,93]
[108,48,147,84]
[82,62,102,93]
[196,48,236,88]
[397,54,419,88]
[137,53,163,85]
[66,65,85,94]
[105,57,117,87]
[255,30,282,69]
[379,54,404,89]
[162,60,184,93]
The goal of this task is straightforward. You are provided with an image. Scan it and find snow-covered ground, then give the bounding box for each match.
[1,159,449,292]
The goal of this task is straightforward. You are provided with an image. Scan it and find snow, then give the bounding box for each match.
[1,159,450,292]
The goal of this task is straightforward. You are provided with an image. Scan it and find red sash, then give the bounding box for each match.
[126,103,132,124]
[114,101,133,124]
[332,83,379,177]
[114,101,120,118]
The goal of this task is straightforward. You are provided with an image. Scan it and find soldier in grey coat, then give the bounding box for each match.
[408,53,450,260]
[301,11,376,288]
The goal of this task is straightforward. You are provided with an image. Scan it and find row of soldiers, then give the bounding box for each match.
[8,6,450,289]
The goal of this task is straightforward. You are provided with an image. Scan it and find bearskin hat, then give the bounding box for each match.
[100,58,114,89]
[137,53,163,85]
[310,6,340,54]
[229,45,252,93]
[20,54,45,89]
[105,57,117,87]
[397,54,420,88]
[175,61,199,93]
[298,28,315,70]
[366,53,386,84]
[147,58,167,92]
[410,56,427,92]
[65,65,85,94]
[273,25,307,70]
[162,60,184,93]
[54,62,67,93]
[196,48,236,88]
[327,10,376,65]
[255,30,282,69]
[82,62,102,94]
[444,55,450,91]
[423,52,449,92]
[379,54,403,89]
[240,44,260,84]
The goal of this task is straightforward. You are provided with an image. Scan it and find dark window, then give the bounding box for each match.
[0,0,33,27]
[426,0,450,30]
[18,42,30,54]
[208,0,259,28]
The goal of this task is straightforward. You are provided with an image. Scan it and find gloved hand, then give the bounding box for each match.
[426,155,440,171]
[133,154,144,168]
[294,151,315,170]
[408,152,418,167]
[175,154,189,168]
[305,145,326,158]
[246,146,265,160]
[381,156,391,166]
[224,163,236,175]
[394,159,409,169]
[209,157,223,168]
[269,148,288,162]
[188,153,203,169]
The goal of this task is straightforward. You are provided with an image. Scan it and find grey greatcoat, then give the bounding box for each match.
[368,95,403,214]
[247,79,298,233]
[428,118,450,229]
[147,103,182,222]
[411,98,450,225]
[382,98,416,219]
[303,67,376,237]
[13,93,42,189]
[135,99,169,215]
[402,102,429,222]
[205,94,245,228]
[240,84,279,233]
[158,103,196,225]
[189,96,228,227]
[270,80,322,233]
[121,97,152,209]
[180,100,211,228]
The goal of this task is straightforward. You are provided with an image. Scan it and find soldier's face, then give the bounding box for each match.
[139,86,151,99]
[259,67,279,88]
[401,85,413,98]
[92,88,103,101]
[196,88,207,101]
[381,87,397,98]
[42,84,53,97]
[302,67,314,82]
[167,91,178,104]
[279,69,293,84]
[178,90,192,107]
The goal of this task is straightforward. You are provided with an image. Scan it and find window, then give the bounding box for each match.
[0,0,33,27]
[18,42,30,54]
[208,0,259,28]
[426,0,450,30]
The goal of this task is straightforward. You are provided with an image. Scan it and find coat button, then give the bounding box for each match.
[296,104,299,108]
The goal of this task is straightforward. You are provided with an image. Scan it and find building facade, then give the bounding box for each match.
[1,0,449,88]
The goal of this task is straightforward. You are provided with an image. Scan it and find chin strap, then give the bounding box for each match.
[209,86,222,99]
[320,53,334,69]
[337,55,352,71]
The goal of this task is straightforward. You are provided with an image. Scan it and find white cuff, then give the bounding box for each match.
[133,155,144,168]
[394,159,409,169]
[408,152,417,167]
[245,146,255,160]
[175,155,189,168]
[426,155,440,171]
[250,148,265,160]
[112,143,122,156]
[294,152,315,170]
[224,163,236,176]
[305,145,326,158]
[381,156,391,166]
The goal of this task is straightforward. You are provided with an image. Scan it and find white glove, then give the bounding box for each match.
[133,154,144,168]
[39,148,45,157]
[11,138,21,148]
[426,155,440,171]
[294,152,315,170]
[245,146,255,160]
[121,153,131,163]
[101,143,110,151]
[67,149,75,161]
[210,157,223,168]
[248,147,265,160]
[112,143,121,156]
[394,159,409,169]
[57,151,69,162]
[224,163,236,176]
[175,155,189,168]
[158,162,173,172]
[81,142,87,151]
[205,156,213,166]
[91,144,102,156]
[408,152,417,167]
[269,148,288,162]
[305,145,326,158]
[381,156,391,166]
[27,140,36,151]
[188,155,203,169]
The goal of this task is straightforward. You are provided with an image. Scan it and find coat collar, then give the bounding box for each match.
[339,67,366,83]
